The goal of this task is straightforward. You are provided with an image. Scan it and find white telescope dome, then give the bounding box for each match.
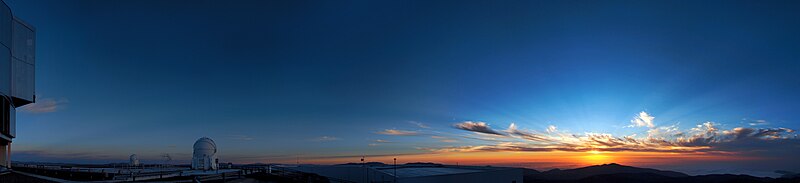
[191,137,218,170]
[193,137,217,155]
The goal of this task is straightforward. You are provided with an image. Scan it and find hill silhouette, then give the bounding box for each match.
[524,163,800,183]
[529,163,687,180]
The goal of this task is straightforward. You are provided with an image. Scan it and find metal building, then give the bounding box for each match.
[0,0,36,168]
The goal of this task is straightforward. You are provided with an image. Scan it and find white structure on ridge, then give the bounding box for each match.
[129,154,139,166]
[191,137,218,170]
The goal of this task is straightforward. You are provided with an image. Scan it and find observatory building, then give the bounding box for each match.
[192,137,218,170]
[0,1,36,168]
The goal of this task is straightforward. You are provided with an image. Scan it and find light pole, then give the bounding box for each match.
[361,156,366,183]
[393,158,397,183]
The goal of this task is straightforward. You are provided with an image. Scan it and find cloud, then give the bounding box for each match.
[646,124,681,140]
[312,136,339,142]
[547,125,558,133]
[440,139,459,143]
[432,117,798,155]
[507,123,549,141]
[369,140,391,146]
[628,111,655,128]
[227,135,255,141]
[454,121,505,136]
[20,98,68,113]
[745,119,769,126]
[400,112,798,167]
[377,129,419,136]
[409,121,430,128]
[382,112,799,174]
[431,136,459,143]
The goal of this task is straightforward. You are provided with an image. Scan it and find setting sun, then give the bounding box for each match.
[583,151,614,165]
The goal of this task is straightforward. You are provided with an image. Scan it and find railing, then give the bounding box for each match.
[11,163,187,181]
[11,165,116,181]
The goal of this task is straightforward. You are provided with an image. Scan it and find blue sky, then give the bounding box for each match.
[4,0,800,176]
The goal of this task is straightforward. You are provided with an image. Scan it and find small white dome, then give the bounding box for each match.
[129,154,140,166]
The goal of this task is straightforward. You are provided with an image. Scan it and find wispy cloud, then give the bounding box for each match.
[312,136,340,142]
[546,125,558,133]
[20,98,68,113]
[628,111,655,128]
[409,121,430,128]
[377,129,419,136]
[744,118,769,126]
[507,123,549,141]
[454,121,505,136]
[431,136,459,143]
[369,140,392,146]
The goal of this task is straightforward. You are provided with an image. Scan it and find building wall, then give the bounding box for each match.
[0,0,35,168]
[0,1,13,168]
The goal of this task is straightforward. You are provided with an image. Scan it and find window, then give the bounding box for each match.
[1,98,8,136]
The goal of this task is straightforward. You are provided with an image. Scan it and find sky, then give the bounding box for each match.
[5,0,800,177]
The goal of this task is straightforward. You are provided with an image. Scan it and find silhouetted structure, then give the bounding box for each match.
[0,0,36,168]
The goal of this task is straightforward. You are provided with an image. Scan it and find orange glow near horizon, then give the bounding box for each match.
[248,150,758,170]
[582,151,614,165]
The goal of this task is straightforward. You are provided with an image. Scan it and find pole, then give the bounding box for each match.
[394,158,397,183]
[362,156,366,183]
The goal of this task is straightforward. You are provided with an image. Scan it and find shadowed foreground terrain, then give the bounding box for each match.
[523,163,800,183]
[0,172,55,183]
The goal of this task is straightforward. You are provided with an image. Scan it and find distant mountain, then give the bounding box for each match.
[775,170,799,178]
[682,174,773,183]
[529,163,688,180]
[523,168,541,176]
[336,162,387,166]
[523,163,800,183]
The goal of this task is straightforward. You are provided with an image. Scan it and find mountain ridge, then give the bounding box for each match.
[523,163,800,183]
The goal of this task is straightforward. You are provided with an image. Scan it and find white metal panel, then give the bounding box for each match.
[12,18,34,65]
